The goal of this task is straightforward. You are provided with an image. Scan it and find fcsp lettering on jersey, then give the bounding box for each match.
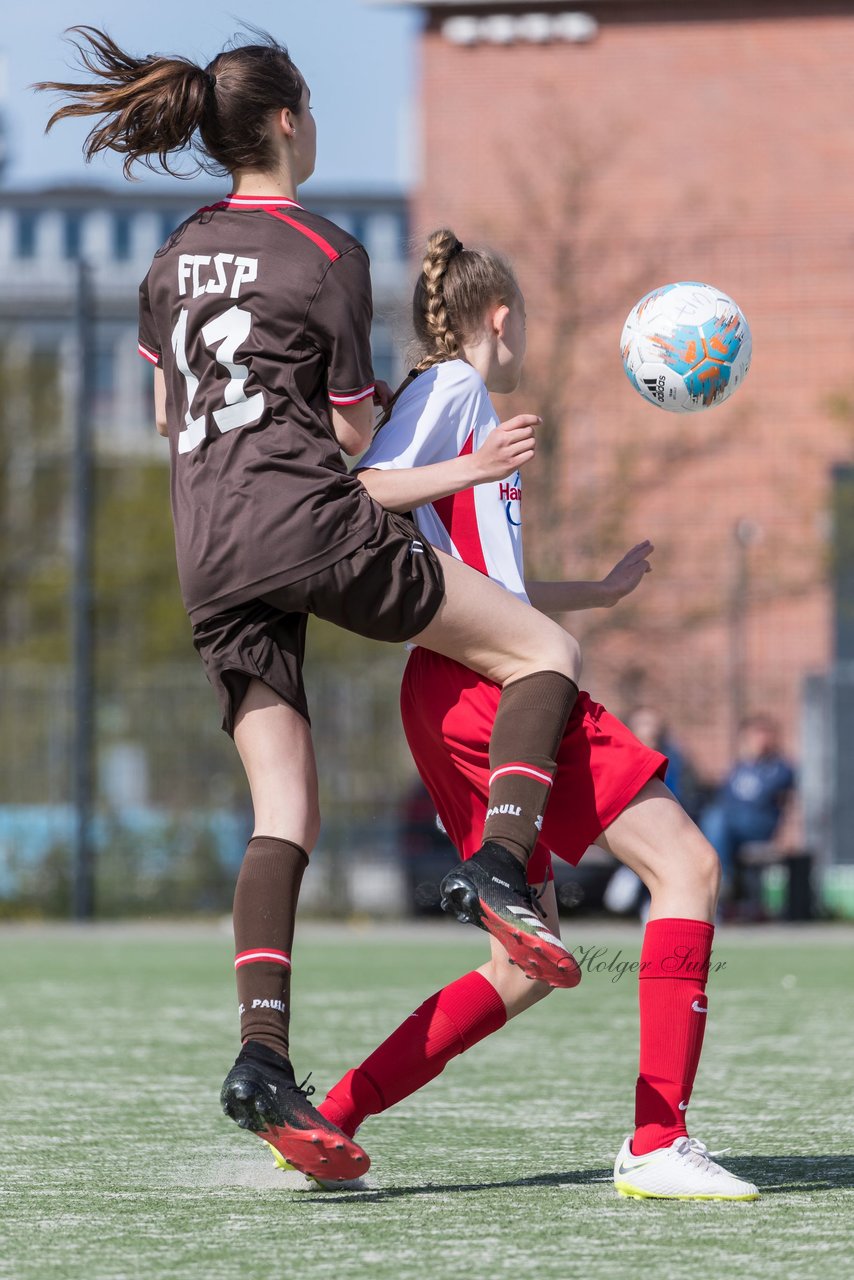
[178,253,258,299]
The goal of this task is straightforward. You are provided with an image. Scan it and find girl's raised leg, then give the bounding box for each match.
[319,881,557,1141]
[411,551,583,986]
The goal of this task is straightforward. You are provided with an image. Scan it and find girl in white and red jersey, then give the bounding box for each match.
[314,230,759,1201]
[37,32,583,1183]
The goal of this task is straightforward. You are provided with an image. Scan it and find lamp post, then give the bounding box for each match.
[71,257,95,920]
[728,517,762,758]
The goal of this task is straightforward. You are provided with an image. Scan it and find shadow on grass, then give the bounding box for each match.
[303,1157,854,1202]
[305,1167,611,1202]
[722,1155,854,1194]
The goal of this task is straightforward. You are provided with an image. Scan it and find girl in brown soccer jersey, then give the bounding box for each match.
[310,230,758,1201]
[37,30,584,1181]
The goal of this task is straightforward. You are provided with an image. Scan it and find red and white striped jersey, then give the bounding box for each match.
[360,360,528,602]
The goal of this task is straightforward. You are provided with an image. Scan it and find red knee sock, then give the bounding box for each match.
[319,971,507,1137]
[633,917,714,1156]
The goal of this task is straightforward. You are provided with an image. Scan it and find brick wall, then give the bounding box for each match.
[413,7,854,777]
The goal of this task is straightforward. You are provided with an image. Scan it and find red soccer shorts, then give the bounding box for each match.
[400,648,668,885]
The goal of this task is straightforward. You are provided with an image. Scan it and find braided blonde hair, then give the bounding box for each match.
[412,228,519,372]
[377,228,519,429]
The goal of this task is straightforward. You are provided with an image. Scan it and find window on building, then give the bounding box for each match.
[95,338,115,396]
[63,213,83,260]
[160,211,186,246]
[93,333,116,423]
[349,213,367,249]
[15,211,39,259]
[371,320,397,389]
[395,212,409,262]
[113,213,133,261]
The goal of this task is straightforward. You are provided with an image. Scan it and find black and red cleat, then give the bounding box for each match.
[440,841,582,988]
[220,1041,370,1182]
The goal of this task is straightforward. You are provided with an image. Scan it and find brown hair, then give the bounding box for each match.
[378,228,519,428]
[34,25,304,179]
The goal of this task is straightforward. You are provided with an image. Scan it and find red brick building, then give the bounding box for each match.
[391,0,854,777]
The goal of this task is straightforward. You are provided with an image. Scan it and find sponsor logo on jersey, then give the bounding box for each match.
[501,471,522,528]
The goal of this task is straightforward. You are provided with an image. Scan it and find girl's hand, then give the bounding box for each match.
[600,541,654,605]
[473,415,541,482]
[373,380,394,411]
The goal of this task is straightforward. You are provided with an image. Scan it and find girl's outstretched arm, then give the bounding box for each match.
[526,541,654,613]
[358,413,539,513]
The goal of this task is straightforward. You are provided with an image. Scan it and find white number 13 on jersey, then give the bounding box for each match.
[171,305,264,455]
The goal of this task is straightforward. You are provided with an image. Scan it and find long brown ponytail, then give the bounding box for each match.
[377,228,520,428]
[34,26,304,179]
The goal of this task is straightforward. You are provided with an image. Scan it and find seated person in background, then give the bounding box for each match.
[699,713,796,907]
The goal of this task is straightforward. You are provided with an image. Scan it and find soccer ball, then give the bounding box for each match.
[620,282,751,413]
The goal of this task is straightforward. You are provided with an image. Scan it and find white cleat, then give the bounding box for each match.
[613,1136,760,1201]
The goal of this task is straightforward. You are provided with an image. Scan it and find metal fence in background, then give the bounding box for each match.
[0,649,418,917]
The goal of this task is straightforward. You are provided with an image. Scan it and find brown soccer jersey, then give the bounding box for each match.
[138,194,381,621]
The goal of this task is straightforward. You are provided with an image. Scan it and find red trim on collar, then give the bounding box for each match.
[222,194,303,209]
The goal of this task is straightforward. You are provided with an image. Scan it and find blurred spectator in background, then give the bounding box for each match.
[604,706,701,919]
[626,706,702,820]
[699,713,796,910]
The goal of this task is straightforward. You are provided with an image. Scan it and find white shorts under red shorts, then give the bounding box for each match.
[400,648,668,885]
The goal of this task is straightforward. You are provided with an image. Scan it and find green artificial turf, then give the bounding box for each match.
[1,922,852,1280]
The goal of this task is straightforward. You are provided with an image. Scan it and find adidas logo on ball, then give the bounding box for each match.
[642,375,666,403]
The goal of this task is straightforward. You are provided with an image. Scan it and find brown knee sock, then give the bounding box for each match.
[232,836,308,1059]
[482,670,578,864]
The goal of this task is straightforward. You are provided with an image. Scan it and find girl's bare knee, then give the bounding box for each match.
[250,801,320,853]
[523,626,581,685]
[560,632,582,684]
[655,831,721,913]
[699,837,722,898]
[302,809,321,854]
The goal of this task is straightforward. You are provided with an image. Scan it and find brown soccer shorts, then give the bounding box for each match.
[192,510,445,734]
